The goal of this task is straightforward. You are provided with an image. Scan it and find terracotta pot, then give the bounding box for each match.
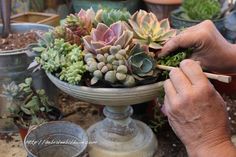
[212,74,236,97]
[18,126,29,140]
[144,0,182,20]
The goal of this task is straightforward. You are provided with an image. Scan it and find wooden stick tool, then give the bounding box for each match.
[156,64,232,83]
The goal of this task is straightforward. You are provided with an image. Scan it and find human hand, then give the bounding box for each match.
[159,20,236,73]
[162,59,234,157]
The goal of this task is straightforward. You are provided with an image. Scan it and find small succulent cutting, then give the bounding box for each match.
[83,21,133,54]
[129,10,176,49]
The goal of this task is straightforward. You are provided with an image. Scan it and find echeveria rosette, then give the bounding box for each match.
[128,44,157,80]
[83,21,133,54]
[129,10,176,50]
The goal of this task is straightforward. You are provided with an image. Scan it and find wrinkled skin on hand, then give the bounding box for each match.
[159,20,236,73]
[162,59,234,157]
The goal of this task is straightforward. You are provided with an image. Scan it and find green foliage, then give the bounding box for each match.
[149,101,167,134]
[95,8,131,26]
[36,39,86,85]
[157,51,188,78]
[182,0,221,20]
[2,78,55,127]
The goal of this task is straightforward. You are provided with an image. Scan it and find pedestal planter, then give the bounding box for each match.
[170,9,225,34]
[47,72,163,157]
[72,0,141,13]
[144,0,182,20]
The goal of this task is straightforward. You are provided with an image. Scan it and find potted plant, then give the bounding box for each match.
[170,0,226,34]
[2,78,62,140]
[71,0,141,14]
[143,0,182,20]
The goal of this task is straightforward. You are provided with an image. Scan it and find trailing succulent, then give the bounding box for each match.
[129,10,176,50]
[3,78,56,127]
[181,0,221,20]
[35,37,86,85]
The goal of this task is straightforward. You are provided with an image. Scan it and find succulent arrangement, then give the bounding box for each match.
[181,0,221,20]
[34,8,186,87]
[2,78,61,128]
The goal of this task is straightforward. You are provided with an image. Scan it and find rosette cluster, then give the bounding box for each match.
[35,8,177,87]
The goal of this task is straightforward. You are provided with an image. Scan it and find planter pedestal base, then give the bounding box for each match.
[87,106,158,157]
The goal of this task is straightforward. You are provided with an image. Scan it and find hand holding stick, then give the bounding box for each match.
[156,64,232,83]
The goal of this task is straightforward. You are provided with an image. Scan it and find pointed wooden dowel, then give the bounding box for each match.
[156,64,232,84]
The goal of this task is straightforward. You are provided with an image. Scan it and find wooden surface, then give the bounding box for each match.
[10,12,60,26]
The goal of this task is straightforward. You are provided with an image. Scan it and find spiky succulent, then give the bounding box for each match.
[84,45,135,87]
[129,10,176,49]
[128,44,157,80]
[53,26,81,45]
[83,21,133,54]
[95,8,131,26]
[53,8,95,45]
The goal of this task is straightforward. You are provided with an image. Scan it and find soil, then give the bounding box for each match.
[0,30,40,51]
[223,94,236,134]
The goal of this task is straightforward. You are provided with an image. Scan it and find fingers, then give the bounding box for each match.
[159,28,200,57]
[164,79,177,99]
[180,59,208,85]
[159,20,215,57]
[169,68,192,94]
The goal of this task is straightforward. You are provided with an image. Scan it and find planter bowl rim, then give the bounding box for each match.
[0,23,53,56]
[46,72,164,106]
[144,0,182,5]
[170,9,225,23]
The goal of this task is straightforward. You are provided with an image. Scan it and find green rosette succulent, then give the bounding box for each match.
[83,21,133,54]
[182,0,221,20]
[129,10,176,49]
[128,44,156,80]
[95,8,131,26]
